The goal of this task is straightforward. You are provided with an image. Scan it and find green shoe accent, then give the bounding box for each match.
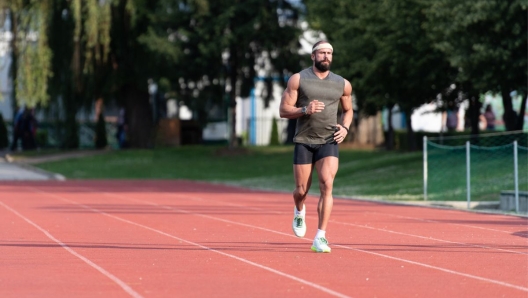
[295,217,303,228]
[311,237,331,253]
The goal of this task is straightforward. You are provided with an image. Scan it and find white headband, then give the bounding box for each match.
[312,43,333,53]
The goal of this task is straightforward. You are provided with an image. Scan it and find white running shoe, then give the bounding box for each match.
[311,237,331,253]
[292,205,306,237]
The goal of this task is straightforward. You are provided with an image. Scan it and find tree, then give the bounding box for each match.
[144,0,302,148]
[425,0,527,131]
[0,0,53,110]
[269,117,280,145]
[304,0,454,150]
[45,0,115,149]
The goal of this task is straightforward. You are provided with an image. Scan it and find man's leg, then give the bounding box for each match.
[293,163,313,211]
[315,156,338,230]
[292,163,312,237]
[311,156,338,253]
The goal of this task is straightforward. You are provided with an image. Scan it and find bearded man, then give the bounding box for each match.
[279,41,353,253]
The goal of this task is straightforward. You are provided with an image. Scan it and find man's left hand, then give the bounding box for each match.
[333,124,348,144]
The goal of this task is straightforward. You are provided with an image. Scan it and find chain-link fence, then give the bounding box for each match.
[424,131,527,210]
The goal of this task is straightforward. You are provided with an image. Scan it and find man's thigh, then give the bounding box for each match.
[293,163,313,189]
[315,156,339,183]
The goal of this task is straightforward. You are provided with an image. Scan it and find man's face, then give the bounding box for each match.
[312,48,333,72]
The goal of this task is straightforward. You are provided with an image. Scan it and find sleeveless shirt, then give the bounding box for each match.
[293,67,345,144]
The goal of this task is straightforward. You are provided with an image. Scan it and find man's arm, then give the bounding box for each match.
[279,74,303,119]
[279,73,324,119]
[334,79,353,143]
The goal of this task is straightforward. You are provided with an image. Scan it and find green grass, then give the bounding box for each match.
[32,146,425,201]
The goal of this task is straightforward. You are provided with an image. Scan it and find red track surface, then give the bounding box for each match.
[0,180,527,297]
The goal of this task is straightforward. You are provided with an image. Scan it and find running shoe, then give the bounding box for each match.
[311,237,331,253]
[292,205,306,237]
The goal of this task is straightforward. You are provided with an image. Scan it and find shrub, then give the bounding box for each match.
[35,130,48,148]
[269,117,280,145]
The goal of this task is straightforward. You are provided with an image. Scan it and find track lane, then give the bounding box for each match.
[1,181,527,298]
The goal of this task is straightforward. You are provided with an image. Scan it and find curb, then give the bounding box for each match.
[9,161,66,181]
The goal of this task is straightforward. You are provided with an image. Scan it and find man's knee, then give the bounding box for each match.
[294,185,309,198]
[319,177,334,193]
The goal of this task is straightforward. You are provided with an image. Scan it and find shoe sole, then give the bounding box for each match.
[311,246,331,253]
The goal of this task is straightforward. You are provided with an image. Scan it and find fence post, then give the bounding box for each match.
[466,141,471,209]
[423,136,428,201]
[514,140,519,213]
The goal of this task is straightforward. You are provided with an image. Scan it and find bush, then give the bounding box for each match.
[35,130,48,148]
[0,113,7,149]
[95,113,108,149]
[269,117,280,145]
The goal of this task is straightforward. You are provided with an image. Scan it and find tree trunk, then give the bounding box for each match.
[515,94,527,130]
[501,90,516,131]
[405,110,416,151]
[123,84,152,148]
[468,96,480,136]
[63,85,80,149]
[228,46,238,149]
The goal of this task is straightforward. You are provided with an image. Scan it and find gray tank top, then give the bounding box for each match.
[293,67,345,144]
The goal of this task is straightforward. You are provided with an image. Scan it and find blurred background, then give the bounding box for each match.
[0,0,526,152]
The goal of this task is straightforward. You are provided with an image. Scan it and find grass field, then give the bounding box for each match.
[31,146,425,201]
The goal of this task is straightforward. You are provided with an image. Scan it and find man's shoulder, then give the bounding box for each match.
[329,71,345,81]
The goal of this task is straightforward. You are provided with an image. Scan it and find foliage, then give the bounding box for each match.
[423,0,527,130]
[35,129,47,148]
[304,0,454,150]
[94,112,107,149]
[143,0,302,147]
[2,0,53,108]
[6,0,524,149]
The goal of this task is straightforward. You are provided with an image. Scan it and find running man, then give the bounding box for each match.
[279,41,353,253]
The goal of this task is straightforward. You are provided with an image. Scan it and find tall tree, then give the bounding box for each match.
[146,0,301,148]
[304,0,453,150]
[425,0,527,131]
[1,0,53,110]
[47,0,114,148]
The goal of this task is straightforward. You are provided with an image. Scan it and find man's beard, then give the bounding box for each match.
[314,59,331,72]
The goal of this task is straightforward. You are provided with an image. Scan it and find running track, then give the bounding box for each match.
[1,180,527,298]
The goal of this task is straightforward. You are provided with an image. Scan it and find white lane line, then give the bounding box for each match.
[33,189,352,298]
[102,192,528,293]
[333,243,528,292]
[329,219,528,255]
[367,211,526,234]
[0,200,144,298]
[131,187,522,234]
[132,192,528,256]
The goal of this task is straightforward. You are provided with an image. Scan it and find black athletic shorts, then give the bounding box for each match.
[293,142,339,164]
